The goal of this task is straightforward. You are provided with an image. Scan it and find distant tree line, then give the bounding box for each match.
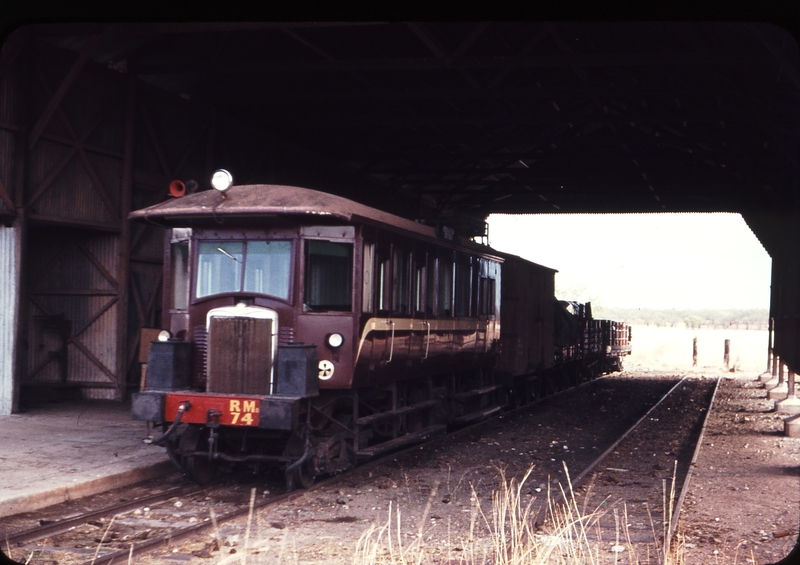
[592,307,769,330]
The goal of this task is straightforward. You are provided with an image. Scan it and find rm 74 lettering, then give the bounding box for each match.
[229,399,260,425]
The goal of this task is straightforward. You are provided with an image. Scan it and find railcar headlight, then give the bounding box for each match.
[157,330,172,342]
[326,333,344,349]
[211,169,234,192]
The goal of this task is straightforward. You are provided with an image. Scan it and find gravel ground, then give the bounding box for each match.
[8,370,800,565]
[198,372,800,565]
[135,373,696,564]
[679,374,800,565]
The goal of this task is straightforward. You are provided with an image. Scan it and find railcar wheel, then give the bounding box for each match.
[284,429,317,490]
[184,455,217,485]
[290,459,316,490]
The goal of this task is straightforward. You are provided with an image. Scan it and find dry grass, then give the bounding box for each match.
[9,462,758,565]
[351,464,690,565]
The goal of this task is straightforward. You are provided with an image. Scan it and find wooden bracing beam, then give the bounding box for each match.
[0,179,15,214]
[24,293,119,387]
[138,100,174,181]
[28,31,105,149]
[74,240,119,290]
[117,76,136,390]
[132,50,749,76]
[27,62,126,217]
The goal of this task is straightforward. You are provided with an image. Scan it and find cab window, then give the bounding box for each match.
[304,240,353,311]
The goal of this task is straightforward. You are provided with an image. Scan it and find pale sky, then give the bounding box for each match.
[486,213,771,311]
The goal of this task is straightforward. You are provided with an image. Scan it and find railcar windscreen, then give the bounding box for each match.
[243,241,292,299]
[196,241,292,300]
[304,241,353,311]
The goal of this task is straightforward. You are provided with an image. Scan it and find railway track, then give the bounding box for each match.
[0,475,292,565]
[556,376,720,557]
[1,375,718,564]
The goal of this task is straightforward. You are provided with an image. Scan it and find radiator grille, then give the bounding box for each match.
[193,325,208,385]
[278,326,295,345]
[206,316,272,394]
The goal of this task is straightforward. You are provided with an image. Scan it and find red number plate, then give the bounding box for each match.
[165,393,261,426]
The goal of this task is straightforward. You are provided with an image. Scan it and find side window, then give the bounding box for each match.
[471,258,481,316]
[413,247,426,315]
[439,252,454,317]
[304,241,353,311]
[392,246,410,315]
[171,241,190,310]
[377,243,391,312]
[426,253,437,316]
[454,254,472,317]
[362,242,375,313]
[478,259,498,316]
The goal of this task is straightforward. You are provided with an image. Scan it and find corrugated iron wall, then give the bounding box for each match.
[25,228,121,396]
[0,226,20,414]
[0,31,24,415]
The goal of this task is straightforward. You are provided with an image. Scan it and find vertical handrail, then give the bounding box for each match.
[387,320,395,362]
[423,321,431,359]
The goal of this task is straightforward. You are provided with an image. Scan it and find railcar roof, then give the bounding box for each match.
[129,184,509,259]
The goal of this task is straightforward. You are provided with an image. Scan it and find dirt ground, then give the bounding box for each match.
[679,374,800,565]
[141,369,800,565]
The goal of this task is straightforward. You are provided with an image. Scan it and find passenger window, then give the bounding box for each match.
[362,242,375,313]
[439,253,454,317]
[477,259,498,316]
[413,249,426,314]
[471,260,480,316]
[393,248,410,314]
[304,241,353,311]
[426,254,437,316]
[455,255,472,317]
[377,244,391,312]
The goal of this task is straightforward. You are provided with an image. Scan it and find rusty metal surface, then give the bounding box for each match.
[129,184,505,258]
[496,252,556,375]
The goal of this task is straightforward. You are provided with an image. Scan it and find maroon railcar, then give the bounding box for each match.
[130,179,630,487]
[131,183,507,486]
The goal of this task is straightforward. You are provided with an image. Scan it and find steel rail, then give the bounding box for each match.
[665,376,722,554]
[542,376,691,517]
[1,485,200,547]
[77,481,320,565]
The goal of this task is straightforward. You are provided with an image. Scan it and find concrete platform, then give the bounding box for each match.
[0,400,174,518]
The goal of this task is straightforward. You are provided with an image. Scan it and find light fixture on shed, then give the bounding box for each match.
[211,169,234,192]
